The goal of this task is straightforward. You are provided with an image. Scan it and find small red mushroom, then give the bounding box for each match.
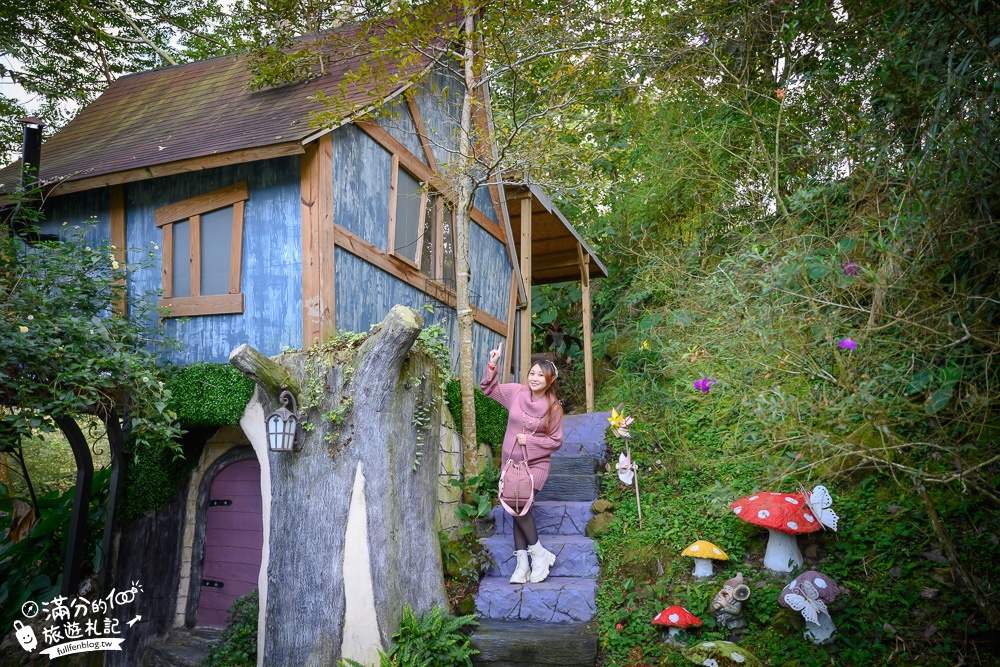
[652,605,702,643]
[731,491,821,572]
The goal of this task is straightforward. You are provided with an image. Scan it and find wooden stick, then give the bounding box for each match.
[633,464,642,529]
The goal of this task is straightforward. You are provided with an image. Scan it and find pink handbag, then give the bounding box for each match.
[498,439,535,516]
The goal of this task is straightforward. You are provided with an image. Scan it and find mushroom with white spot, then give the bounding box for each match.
[681,640,762,667]
[652,605,702,644]
[730,486,838,572]
[779,570,842,643]
[681,540,730,578]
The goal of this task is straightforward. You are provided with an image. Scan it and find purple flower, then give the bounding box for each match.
[842,263,861,276]
[838,338,857,351]
[694,378,717,393]
[701,33,709,45]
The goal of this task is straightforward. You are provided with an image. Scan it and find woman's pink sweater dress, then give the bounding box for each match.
[480,368,564,490]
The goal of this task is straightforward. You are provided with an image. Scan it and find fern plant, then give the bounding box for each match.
[337,605,477,667]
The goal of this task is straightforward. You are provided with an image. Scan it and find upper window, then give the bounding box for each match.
[155,182,247,317]
[388,159,455,289]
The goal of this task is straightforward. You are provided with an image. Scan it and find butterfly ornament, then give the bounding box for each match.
[782,580,829,625]
[802,484,839,531]
[617,452,635,485]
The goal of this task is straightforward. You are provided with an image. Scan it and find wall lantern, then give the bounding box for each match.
[266,390,303,452]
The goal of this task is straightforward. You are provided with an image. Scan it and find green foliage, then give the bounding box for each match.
[0,199,182,454]
[164,364,254,427]
[444,380,508,450]
[0,468,110,632]
[118,428,214,522]
[204,589,259,667]
[337,605,477,667]
[443,462,498,587]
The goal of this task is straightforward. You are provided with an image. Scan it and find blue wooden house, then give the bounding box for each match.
[0,26,606,390]
[0,21,608,663]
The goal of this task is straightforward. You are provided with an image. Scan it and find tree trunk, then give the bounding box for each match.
[233,305,449,666]
[456,6,480,498]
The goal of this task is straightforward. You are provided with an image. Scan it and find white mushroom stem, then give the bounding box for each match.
[668,627,681,639]
[691,558,714,578]
[803,611,836,643]
[763,529,803,572]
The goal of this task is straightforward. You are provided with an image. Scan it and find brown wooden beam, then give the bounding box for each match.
[578,243,594,413]
[519,196,532,379]
[51,143,304,197]
[109,184,127,316]
[332,223,507,336]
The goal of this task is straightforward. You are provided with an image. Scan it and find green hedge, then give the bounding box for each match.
[444,379,509,450]
[164,363,254,427]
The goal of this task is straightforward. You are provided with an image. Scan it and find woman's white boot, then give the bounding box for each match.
[509,550,530,584]
[527,541,556,583]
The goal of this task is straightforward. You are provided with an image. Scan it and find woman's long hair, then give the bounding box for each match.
[528,360,564,427]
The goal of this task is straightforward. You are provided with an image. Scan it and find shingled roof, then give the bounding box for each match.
[0,23,434,191]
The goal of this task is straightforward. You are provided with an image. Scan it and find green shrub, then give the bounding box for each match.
[165,363,255,427]
[204,589,258,667]
[119,427,215,521]
[444,380,508,450]
[339,605,477,667]
[0,468,110,632]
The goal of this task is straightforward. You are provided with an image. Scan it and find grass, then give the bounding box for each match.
[4,418,112,499]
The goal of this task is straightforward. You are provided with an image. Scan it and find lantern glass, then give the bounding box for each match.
[266,390,302,452]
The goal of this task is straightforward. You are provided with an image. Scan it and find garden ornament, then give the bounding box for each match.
[681,640,762,667]
[613,424,643,528]
[779,570,842,644]
[617,451,634,485]
[607,407,634,438]
[710,572,750,633]
[730,485,839,572]
[681,540,729,578]
[652,605,702,644]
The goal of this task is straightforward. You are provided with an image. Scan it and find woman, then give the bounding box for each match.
[480,344,564,584]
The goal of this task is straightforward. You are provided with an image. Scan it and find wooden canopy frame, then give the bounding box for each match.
[504,181,608,412]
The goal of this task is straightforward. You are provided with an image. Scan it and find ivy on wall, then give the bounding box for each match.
[120,363,255,521]
[444,379,508,451]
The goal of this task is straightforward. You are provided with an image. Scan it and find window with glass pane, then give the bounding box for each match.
[419,197,437,277]
[394,169,423,263]
[155,181,247,317]
[442,205,456,291]
[200,207,233,295]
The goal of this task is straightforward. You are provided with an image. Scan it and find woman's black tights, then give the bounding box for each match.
[512,510,538,551]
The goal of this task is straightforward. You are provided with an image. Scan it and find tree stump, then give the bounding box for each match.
[231,305,448,666]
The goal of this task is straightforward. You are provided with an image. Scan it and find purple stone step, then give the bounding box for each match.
[482,535,598,578]
[549,456,600,476]
[476,577,598,623]
[553,440,606,458]
[491,501,594,536]
[535,475,599,502]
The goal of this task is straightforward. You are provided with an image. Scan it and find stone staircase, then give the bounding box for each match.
[472,411,609,667]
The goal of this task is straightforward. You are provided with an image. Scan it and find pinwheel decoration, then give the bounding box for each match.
[608,407,635,438]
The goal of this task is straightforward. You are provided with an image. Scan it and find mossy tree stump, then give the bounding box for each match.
[230,305,448,666]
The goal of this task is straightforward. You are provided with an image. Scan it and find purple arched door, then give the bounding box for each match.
[197,458,263,627]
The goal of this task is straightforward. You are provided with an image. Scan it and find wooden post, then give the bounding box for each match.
[504,270,518,383]
[578,243,594,412]
[519,196,532,380]
[109,184,127,316]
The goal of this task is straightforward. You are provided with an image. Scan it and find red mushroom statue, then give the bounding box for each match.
[731,486,838,572]
[653,605,702,644]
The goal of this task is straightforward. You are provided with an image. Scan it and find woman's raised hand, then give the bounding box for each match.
[488,343,503,367]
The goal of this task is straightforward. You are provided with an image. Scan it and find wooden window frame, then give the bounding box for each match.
[156,182,248,317]
[388,160,457,291]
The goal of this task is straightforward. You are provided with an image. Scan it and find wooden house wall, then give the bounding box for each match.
[126,157,303,364]
[411,68,463,171]
[331,123,393,246]
[40,187,111,245]
[377,97,428,167]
